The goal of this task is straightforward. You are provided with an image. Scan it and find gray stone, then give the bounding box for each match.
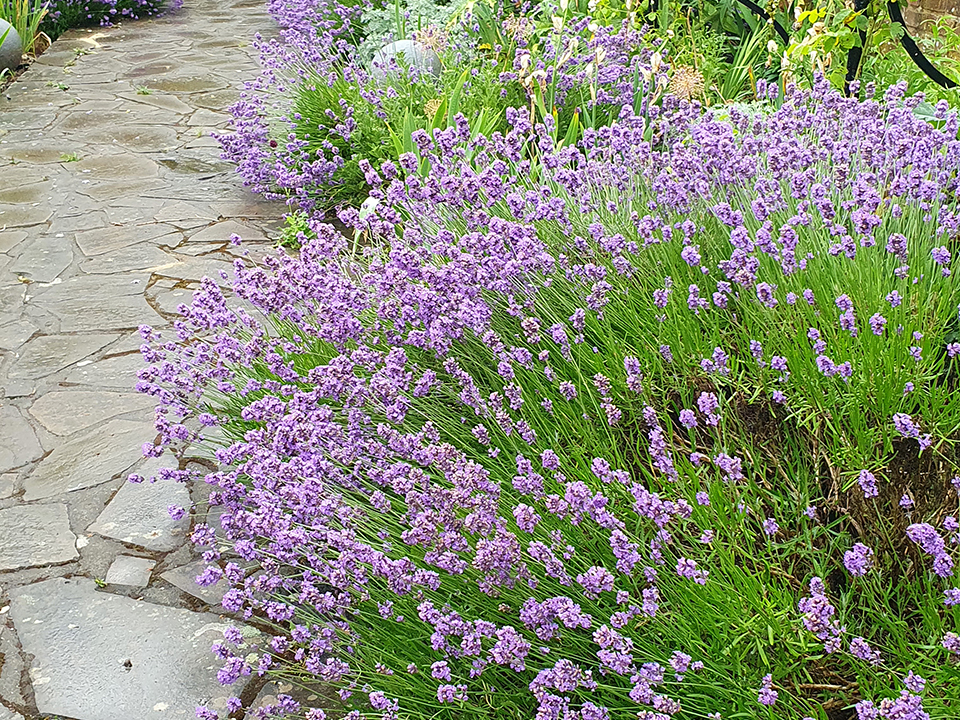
[372,39,441,79]
[0,19,21,75]
[79,245,175,275]
[0,406,43,473]
[105,555,156,587]
[0,473,16,499]
[0,204,53,229]
[9,578,246,720]
[0,319,37,350]
[63,353,146,389]
[75,223,179,256]
[29,390,154,435]
[0,704,24,720]
[0,504,78,571]
[7,333,120,379]
[0,230,28,254]
[29,274,157,331]
[188,219,265,244]
[160,559,227,605]
[88,474,190,552]
[0,624,27,706]
[23,419,154,501]
[9,235,74,283]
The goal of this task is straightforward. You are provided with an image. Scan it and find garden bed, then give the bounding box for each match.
[130,0,960,718]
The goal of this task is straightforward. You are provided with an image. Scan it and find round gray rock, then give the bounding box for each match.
[372,39,441,79]
[0,19,22,75]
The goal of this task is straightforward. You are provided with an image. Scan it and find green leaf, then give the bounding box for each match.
[889,21,905,41]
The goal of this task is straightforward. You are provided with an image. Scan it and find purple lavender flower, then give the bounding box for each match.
[858,470,879,499]
[843,543,874,576]
[849,637,881,665]
[679,409,697,429]
[757,674,777,707]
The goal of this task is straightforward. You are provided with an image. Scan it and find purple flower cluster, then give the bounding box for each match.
[137,54,960,719]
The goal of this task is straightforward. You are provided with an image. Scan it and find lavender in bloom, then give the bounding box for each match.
[757,674,777,707]
[844,543,874,576]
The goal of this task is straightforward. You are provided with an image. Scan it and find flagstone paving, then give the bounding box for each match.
[0,1,286,717]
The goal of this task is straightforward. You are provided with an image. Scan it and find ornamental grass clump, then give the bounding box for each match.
[139,78,960,719]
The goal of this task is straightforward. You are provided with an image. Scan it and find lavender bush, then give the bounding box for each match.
[139,76,960,720]
[41,0,181,37]
[219,0,668,210]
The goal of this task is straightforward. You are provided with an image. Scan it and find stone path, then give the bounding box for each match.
[0,2,288,718]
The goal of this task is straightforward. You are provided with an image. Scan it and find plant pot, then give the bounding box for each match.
[0,19,23,75]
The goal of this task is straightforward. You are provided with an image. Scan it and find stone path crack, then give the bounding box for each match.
[0,2,285,718]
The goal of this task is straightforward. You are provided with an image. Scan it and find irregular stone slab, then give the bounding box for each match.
[10,578,243,720]
[0,319,37,350]
[0,623,27,705]
[63,353,146,389]
[105,555,156,587]
[79,245,175,274]
[0,180,53,204]
[0,504,78,570]
[8,333,119,379]
[0,473,16,499]
[0,204,53,229]
[119,92,194,114]
[153,201,218,227]
[161,560,228,605]
[72,154,160,181]
[0,229,28,254]
[89,476,190,551]
[104,198,167,227]
[29,390,154,435]
[0,406,44,473]
[29,274,157,332]
[9,236,74,283]
[148,75,228,94]
[75,222,179,256]
[188,220,266,244]
[0,704,24,720]
[155,255,235,285]
[23,419,154,501]
[0,142,66,164]
[85,125,181,153]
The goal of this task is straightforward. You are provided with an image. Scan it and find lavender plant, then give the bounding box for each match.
[40,0,180,36]
[142,78,960,720]
[219,0,666,211]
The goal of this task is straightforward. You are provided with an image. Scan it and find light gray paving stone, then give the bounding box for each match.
[88,473,190,551]
[188,219,266,243]
[9,577,245,720]
[0,204,53,229]
[0,474,16,499]
[0,623,27,706]
[28,274,157,331]
[105,555,155,587]
[0,319,37,349]
[0,230,27,254]
[78,245,175,274]
[75,222,178,256]
[9,236,74,283]
[23,418,154,501]
[29,390,154,435]
[0,406,43,473]
[160,559,228,605]
[63,353,146,389]
[0,704,24,720]
[7,333,120,379]
[0,504,78,570]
